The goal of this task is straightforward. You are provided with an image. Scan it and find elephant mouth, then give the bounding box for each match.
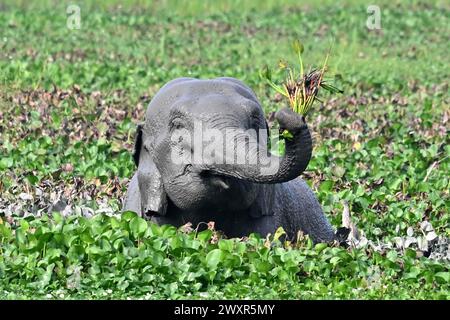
[184,164,232,190]
[180,164,256,197]
[169,165,258,212]
[199,171,231,190]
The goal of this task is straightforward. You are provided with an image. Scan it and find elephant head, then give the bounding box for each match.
[133,77,312,217]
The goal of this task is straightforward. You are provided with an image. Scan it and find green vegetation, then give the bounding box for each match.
[261,40,342,117]
[0,0,449,299]
[0,212,448,299]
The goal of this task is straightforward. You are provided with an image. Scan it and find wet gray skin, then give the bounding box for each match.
[123,77,335,243]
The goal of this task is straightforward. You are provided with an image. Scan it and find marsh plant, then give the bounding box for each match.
[261,41,342,138]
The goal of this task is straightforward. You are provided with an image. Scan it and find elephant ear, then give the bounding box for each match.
[133,124,144,166]
[248,185,275,218]
[264,119,270,147]
[134,125,168,217]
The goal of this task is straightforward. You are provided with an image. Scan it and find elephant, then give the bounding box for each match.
[123,77,335,243]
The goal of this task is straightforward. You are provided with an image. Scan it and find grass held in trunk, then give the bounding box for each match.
[261,40,343,118]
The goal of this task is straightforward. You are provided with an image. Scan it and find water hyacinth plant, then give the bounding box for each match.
[261,40,343,118]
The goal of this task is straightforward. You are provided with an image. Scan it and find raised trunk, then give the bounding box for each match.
[197,108,312,184]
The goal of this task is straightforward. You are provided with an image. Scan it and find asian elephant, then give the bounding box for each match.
[123,77,335,243]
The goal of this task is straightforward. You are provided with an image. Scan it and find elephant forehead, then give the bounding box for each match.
[187,93,261,116]
[145,78,261,118]
[161,77,257,100]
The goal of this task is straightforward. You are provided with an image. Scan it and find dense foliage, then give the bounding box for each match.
[0,212,448,299]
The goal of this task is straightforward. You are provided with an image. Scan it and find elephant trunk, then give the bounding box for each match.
[197,108,312,184]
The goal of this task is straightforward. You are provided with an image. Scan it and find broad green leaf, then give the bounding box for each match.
[20,219,29,232]
[129,217,147,237]
[255,260,272,273]
[206,249,223,269]
[197,229,212,243]
[218,239,234,252]
[319,180,334,192]
[435,272,449,283]
[122,211,138,222]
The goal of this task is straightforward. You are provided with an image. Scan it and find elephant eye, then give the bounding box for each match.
[170,117,185,130]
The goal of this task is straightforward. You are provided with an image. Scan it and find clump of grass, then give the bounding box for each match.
[261,40,343,118]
